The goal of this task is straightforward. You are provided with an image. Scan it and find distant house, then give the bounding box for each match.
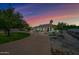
[33,20,55,32]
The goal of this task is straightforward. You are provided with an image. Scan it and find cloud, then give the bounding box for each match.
[25,14,79,27]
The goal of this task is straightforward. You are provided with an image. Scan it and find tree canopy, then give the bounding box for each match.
[55,22,79,30]
[0,8,30,36]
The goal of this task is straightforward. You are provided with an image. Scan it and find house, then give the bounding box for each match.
[33,20,55,32]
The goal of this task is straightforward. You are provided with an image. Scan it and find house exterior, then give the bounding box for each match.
[33,20,54,32]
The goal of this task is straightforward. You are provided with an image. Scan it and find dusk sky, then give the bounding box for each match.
[0,3,79,27]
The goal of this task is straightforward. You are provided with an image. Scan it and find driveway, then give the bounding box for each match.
[0,32,51,55]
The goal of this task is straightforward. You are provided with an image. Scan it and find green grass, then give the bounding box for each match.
[0,32,30,44]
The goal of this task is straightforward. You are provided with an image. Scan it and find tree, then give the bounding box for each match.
[56,22,79,30]
[22,21,32,31]
[56,22,67,30]
[0,8,30,36]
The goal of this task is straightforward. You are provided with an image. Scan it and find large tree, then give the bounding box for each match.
[56,22,67,30]
[0,8,30,36]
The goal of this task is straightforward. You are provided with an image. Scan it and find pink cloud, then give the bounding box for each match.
[25,14,79,27]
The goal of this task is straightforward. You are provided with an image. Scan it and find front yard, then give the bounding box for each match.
[0,32,30,44]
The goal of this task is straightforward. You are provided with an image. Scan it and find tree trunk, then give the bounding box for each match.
[7,29,10,36]
[4,29,10,36]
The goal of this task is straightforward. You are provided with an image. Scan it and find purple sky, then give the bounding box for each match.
[0,3,79,27]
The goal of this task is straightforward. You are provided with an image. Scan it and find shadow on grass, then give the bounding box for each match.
[0,32,30,44]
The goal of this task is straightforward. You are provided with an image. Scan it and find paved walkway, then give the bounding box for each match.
[0,32,51,55]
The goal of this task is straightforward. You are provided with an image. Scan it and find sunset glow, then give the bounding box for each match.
[0,3,79,27]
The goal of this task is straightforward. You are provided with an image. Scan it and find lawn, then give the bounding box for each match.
[0,32,30,44]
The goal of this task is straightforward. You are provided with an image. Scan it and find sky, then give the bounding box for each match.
[0,3,79,27]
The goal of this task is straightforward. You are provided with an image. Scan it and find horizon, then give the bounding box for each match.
[0,3,79,27]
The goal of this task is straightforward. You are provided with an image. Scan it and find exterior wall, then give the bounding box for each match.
[33,20,54,32]
[33,26,54,32]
